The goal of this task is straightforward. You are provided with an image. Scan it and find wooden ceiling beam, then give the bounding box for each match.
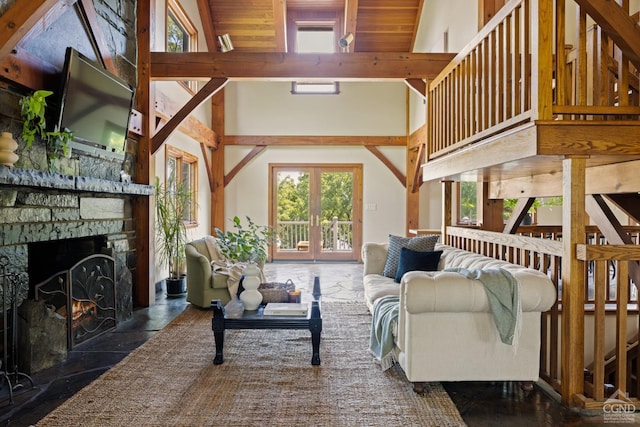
[405,78,426,97]
[343,0,358,52]
[273,0,287,52]
[150,52,456,80]
[196,0,217,52]
[410,0,426,52]
[0,0,70,59]
[223,135,405,146]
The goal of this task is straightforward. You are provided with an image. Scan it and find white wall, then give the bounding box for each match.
[414,0,478,53]
[225,81,406,135]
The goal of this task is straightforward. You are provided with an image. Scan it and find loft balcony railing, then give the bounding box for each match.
[426,0,640,161]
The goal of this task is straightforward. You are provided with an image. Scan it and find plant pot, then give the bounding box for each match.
[166,275,186,297]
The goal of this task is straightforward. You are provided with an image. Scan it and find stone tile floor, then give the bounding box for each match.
[0,262,616,426]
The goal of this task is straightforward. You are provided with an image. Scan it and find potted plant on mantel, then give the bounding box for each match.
[20,89,73,163]
[155,176,192,296]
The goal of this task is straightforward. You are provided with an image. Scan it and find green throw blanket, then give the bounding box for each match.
[446,267,521,346]
[369,295,400,371]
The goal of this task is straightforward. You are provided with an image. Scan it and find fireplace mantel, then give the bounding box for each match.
[0,167,154,196]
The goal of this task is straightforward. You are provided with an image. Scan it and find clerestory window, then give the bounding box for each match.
[166,0,198,92]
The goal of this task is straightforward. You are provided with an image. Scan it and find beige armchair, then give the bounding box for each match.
[185,237,232,308]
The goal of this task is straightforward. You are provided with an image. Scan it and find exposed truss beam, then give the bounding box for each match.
[585,194,640,286]
[503,198,536,234]
[365,146,405,186]
[0,0,66,59]
[224,145,266,186]
[151,78,228,154]
[150,52,456,80]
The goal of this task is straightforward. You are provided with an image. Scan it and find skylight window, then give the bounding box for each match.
[291,82,340,95]
[293,24,337,94]
[296,26,336,53]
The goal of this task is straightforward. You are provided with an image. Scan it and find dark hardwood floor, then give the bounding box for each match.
[0,276,627,426]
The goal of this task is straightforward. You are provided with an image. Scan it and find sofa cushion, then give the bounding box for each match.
[394,249,443,283]
[383,234,439,279]
[363,273,400,312]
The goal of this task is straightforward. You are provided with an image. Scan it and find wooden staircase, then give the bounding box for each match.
[585,339,639,398]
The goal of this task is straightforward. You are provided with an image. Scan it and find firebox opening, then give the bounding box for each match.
[28,236,108,299]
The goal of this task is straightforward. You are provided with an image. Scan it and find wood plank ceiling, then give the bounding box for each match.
[204,0,423,53]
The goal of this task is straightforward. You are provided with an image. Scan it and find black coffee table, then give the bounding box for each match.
[211,278,322,365]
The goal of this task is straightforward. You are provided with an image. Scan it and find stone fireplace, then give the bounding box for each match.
[0,167,153,374]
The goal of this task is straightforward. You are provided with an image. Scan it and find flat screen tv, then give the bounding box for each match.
[56,47,134,159]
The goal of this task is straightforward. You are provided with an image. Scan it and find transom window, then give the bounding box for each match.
[166,145,198,225]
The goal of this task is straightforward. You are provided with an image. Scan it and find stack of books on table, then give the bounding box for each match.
[263,302,309,316]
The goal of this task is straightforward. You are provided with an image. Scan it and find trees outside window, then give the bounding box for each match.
[166,0,197,92]
[458,181,477,225]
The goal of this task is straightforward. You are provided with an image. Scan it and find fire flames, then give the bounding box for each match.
[57,300,98,322]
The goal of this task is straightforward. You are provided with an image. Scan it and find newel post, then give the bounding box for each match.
[560,155,587,406]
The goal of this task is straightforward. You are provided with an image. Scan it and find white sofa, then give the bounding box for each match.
[362,242,557,384]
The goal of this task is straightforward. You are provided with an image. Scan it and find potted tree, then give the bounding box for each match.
[155,176,192,296]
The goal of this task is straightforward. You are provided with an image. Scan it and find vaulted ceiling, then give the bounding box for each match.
[199,0,424,53]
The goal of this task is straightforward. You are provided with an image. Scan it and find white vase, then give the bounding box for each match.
[239,262,263,310]
[0,132,19,167]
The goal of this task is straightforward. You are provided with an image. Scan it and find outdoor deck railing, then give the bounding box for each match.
[277,218,353,251]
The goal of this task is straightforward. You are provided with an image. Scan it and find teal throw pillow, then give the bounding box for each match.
[382,234,440,279]
[394,248,443,283]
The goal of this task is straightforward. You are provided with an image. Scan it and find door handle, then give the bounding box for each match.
[316,215,320,227]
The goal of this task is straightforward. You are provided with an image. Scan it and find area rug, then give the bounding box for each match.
[37,302,466,426]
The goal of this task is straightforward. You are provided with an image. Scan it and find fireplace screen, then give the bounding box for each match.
[34,254,117,349]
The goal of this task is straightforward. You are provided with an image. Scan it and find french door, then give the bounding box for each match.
[269,164,362,261]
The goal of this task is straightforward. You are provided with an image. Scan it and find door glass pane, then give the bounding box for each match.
[320,172,353,253]
[276,170,310,253]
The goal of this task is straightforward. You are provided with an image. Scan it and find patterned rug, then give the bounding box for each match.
[37,302,466,426]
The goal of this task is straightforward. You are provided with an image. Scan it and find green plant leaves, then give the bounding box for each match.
[19,90,73,154]
[214,215,276,263]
